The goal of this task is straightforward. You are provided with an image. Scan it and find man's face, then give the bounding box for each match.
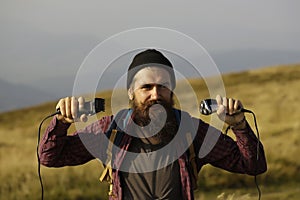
[128,66,173,106]
[128,66,177,143]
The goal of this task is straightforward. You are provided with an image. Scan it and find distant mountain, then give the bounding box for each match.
[210,49,300,73]
[27,49,300,95]
[0,79,56,113]
[1,49,299,113]
[26,75,76,99]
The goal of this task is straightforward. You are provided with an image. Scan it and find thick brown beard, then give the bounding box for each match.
[130,97,178,144]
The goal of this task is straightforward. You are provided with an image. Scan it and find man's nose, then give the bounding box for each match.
[150,86,160,100]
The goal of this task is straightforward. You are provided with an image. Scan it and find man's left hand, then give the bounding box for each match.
[216,95,246,129]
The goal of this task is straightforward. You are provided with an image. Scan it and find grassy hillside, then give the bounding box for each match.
[0,64,299,200]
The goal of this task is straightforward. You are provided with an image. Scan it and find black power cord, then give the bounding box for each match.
[200,99,263,200]
[36,98,105,200]
[243,109,262,200]
[224,108,262,200]
[38,101,262,200]
[36,112,58,200]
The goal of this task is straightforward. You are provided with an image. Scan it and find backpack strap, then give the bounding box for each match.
[99,109,132,197]
[100,109,199,194]
[99,129,117,197]
[174,109,198,190]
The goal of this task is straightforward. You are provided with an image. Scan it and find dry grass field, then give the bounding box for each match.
[0,64,299,200]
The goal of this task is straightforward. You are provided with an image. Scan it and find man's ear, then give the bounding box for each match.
[128,88,133,100]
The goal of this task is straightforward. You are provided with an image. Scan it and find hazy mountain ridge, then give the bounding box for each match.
[1,49,299,113]
[2,63,299,117]
[0,79,56,113]
[211,49,300,73]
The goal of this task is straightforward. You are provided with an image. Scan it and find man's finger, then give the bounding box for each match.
[58,99,66,117]
[78,97,87,121]
[234,99,241,111]
[228,98,234,115]
[222,96,228,114]
[71,96,78,119]
[216,95,225,118]
[78,97,85,110]
[65,97,72,119]
[216,94,222,106]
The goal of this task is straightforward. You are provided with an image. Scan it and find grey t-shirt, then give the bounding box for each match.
[121,138,183,200]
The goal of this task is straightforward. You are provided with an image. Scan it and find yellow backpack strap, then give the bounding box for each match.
[99,129,118,197]
[99,109,132,198]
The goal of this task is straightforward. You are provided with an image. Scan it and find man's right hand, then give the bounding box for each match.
[55,96,88,123]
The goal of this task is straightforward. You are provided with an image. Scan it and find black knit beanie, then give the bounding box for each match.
[127,49,176,89]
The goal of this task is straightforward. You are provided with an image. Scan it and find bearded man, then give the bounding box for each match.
[39,49,267,200]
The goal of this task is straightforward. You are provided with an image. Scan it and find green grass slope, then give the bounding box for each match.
[0,64,299,200]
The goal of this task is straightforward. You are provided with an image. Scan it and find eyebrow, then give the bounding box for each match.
[141,81,170,86]
[157,81,170,85]
[138,82,171,90]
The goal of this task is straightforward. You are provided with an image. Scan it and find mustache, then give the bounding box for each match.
[141,99,173,109]
[132,99,173,126]
[138,100,172,120]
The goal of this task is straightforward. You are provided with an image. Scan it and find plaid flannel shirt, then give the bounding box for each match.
[39,110,267,200]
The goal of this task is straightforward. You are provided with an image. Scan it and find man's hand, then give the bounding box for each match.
[55,96,88,123]
[216,95,246,129]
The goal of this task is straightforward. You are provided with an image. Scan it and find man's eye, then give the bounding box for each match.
[159,85,167,89]
[140,84,169,90]
[141,84,152,90]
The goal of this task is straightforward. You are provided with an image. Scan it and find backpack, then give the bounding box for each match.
[99,109,198,197]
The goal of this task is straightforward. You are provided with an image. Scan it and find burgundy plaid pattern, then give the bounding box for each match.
[39,114,266,200]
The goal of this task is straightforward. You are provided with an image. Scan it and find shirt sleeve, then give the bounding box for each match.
[194,119,267,175]
[38,116,112,167]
